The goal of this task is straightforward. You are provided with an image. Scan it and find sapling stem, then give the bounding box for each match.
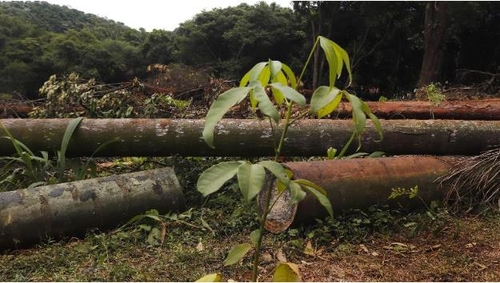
[251,100,295,282]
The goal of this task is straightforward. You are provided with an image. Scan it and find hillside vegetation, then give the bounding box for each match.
[0,1,499,100]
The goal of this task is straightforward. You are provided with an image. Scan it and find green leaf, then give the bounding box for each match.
[237,162,266,202]
[197,161,243,196]
[253,85,280,123]
[281,63,297,89]
[248,81,261,111]
[58,117,83,176]
[196,273,223,282]
[258,160,290,186]
[273,70,288,85]
[250,229,260,247]
[241,62,268,86]
[270,83,306,106]
[327,147,337,160]
[318,36,353,88]
[331,40,353,87]
[294,179,328,196]
[269,60,282,80]
[361,102,383,142]
[344,91,367,137]
[273,262,302,282]
[202,87,251,148]
[289,181,306,204]
[319,36,340,87]
[224,243,252,266]
[301,183,334,219]
[310,86,342,118]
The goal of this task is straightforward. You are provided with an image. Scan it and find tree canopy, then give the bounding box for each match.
[0,1,498,99]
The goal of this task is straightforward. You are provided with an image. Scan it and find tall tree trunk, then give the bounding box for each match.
[417,2,449,87]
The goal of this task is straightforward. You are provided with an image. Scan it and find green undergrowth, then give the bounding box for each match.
[1,156,499,281]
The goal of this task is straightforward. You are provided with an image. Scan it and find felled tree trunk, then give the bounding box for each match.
[258,156,458,233]
[335,99,500,120]
[1,119,500,157]
[0,167,185,249]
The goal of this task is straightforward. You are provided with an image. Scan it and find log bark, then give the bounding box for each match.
[0,167,185,249]
[335,99,500,120]
[2,118,500,157]
[1,119,500,157]
[258,156,458,233]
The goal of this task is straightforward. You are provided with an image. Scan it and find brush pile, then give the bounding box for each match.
[440,148,500,214]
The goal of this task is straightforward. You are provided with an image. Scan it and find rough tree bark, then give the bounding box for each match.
[258,156,458,233]
[1,118,499,157]
[417,1,449,87]
[0,167,185,249]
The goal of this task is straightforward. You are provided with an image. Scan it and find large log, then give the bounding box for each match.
[4,99,500,120]
[335,99,500,120]
[1,118,500,157]
[0,167,186,249]
[258,156,458,233]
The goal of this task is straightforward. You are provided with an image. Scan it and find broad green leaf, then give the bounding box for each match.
[237,162,266,202]
[289,181,306,204]
[293,179,328,196]
[344,91,367,136]
[333,41,353,87]
[248,81,262,110]
[270,83,306,106]
[319,36,340,87]
[273,262,302,282]
[197,161,242,196]
[367,112,383,142]
[224,243,252,266]
[269,60,282,80]
[259,66,272,86]
[202,87,251,148]
[361,101,383,142]
[281,63,297,89]
[258,160,290,186]
[240,70,251,87]
[302,184,334,219]
[241,62,268,86]
[310,86,342,118]
[250,229,260,247]
[277,168,294,193]
[253,85,280,123]
[273,71,288,85]
[196,273,222,282]
[318,36,353,87]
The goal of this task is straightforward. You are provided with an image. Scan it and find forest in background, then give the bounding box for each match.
[0,1,499,100]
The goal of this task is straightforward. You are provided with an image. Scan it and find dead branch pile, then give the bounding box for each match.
[440,148,500,214]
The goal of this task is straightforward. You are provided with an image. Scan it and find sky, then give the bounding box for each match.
[18,0,294,31]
